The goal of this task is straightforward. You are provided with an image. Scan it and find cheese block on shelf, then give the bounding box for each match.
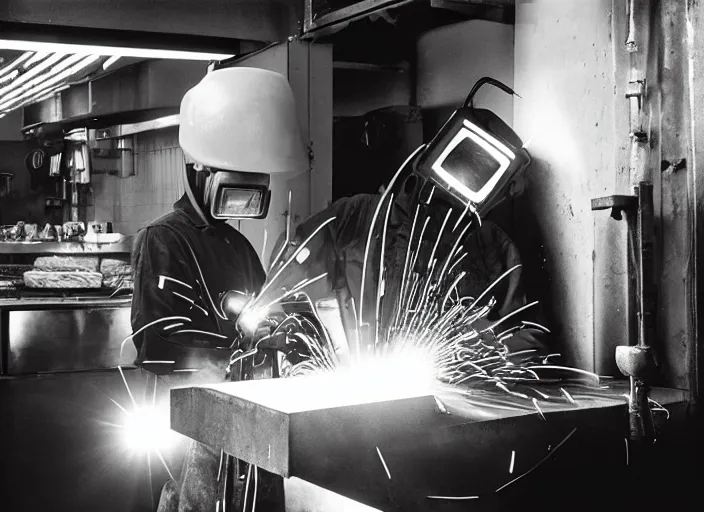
[100,258,132,276]
[103,274,134,290]
[23,271,103,289]
[33,256,100,273]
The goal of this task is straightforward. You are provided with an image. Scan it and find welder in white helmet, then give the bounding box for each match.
[131,67,307,512]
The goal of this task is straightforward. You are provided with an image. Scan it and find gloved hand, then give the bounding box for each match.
[470,318,548,355]
[503,328,548,354]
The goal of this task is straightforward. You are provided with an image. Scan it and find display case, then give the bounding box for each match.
[0,236,135,375]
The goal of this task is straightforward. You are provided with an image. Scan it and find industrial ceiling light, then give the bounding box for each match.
[0,39,235,61]
[0,69,19,85]
[0,55,101,112]
[0,51,32,78]
[102,55,121,70]
[0,53,65,96]
[0,54,85,104]
[23,51,50,69]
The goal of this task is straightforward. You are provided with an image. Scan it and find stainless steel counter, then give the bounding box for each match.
[0,295,132,308]
[0,236,133,254]
[0,294,135,375]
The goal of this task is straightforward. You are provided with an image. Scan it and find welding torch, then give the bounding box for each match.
[219,290,313,374]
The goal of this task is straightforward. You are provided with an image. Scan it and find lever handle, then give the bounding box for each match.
[591,194,638,220]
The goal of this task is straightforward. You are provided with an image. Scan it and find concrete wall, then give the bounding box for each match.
[0,109,23,141]
[513,0,622,370]
[333,68,411,118]
[416,19,515,133]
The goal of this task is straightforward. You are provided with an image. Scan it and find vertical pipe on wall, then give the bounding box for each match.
[686,0,702,410]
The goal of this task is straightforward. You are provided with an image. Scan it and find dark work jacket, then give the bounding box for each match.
[131,194,265,373]
[270,193,547,354]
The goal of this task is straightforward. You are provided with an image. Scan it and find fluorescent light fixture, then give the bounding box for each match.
[0,51,32,79]
[0,69,19,85]
[24,51,50,69]
[102,55,121,70]
[0,53,64,96]
[1,54,85,104]
[10,56,100,111]
[0,39,235,61]
[0,55,100,111]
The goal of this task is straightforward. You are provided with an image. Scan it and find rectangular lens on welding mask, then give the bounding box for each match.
[430,120,513,205]
[215,187,265,218]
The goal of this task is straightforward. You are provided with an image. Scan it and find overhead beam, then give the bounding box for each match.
[0,0,292,43]
[430,0,515,23]
[434,0,514,6]
[303,0,515,37]
[304,0,416,37]
[0,22,248,57]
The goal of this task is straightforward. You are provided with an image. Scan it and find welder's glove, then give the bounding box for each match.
[469,318,501,345]
[503,328,549,354]
[471,318,548,355]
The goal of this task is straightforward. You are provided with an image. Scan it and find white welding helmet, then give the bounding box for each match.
[179,67,309,221]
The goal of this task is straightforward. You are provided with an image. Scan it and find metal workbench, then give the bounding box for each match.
[0,236,133,255]
[0,235,177,512]
[172,376,692,512]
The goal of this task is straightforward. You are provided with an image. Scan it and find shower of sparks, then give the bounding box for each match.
[495,427,578,493]
[509,450,516,474]
[560,387,577,404]
[376,447,392,480]
[648,397,670,419]
[243,464,253,512]
[232,159,617,411]
[434,395,449,414]
[427,495,479,501]
[241,464,261,512]
[532,398,547,421]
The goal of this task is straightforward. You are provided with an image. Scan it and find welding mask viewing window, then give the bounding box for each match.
[197,167,272,220]
[414,77,531,217]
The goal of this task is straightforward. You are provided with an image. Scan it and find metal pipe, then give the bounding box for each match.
[626,0,638,52]
[70,166,79,223]
[631,182,656,442]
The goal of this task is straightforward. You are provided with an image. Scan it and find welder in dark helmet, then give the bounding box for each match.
[131,67,308,512]
[266,77,547,361]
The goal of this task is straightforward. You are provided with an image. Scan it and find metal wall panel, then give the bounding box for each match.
[5,305,133,374]
[93,128,184,235]
[229,41,333,267]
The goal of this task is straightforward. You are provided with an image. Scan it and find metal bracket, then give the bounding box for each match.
[626,79,647,110]
[591,194,638,221]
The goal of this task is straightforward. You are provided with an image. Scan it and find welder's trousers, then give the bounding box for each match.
[156,440,285,512]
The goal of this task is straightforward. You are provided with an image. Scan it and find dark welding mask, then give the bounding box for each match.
[414,77,531,217]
